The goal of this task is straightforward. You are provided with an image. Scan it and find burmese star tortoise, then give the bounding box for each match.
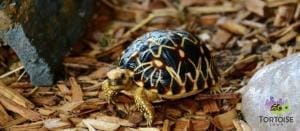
[102,30,219,125]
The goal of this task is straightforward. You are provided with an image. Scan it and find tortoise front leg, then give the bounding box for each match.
[134,87,156,126]
[102,80,121,103]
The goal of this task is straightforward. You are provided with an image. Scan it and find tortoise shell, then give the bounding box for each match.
[119,30,218,97]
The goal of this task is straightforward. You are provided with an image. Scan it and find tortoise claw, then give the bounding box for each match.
[210,83,222,94]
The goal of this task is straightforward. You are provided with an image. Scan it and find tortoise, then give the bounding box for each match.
[102,30,219,125]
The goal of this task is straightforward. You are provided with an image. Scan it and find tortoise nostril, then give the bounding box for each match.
[116,79,123,85]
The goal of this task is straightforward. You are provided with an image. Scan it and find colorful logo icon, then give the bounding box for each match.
[265,96,289,115]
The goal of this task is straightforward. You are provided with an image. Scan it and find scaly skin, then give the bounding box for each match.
[134,87,155,126]
[102,80,156,125]
[102,80,118,103]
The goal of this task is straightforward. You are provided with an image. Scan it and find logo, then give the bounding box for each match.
[259,96,294,126]
[265,96,289,115]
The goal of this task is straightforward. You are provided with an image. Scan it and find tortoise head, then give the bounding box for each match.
[107,68,134,88]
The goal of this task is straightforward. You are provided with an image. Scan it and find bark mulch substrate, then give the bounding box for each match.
[0,0,299,130]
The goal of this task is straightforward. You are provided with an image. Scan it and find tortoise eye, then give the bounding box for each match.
[120,74,126,79]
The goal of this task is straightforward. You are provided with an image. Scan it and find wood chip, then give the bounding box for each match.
[0,80,34,108]
[271,44,284,53]
[255,34,268,44]
[235,103,242,111]
[44,118,71,129]
[226,37,238,48]
[269,50,284,59]
[151,8,179,18]
[174,119,191,131]
[0,11,11,30]
[269,21,300,37]
[294,3,300,19]
[0,103,11,126]
[57,84,72,102]
[88,66,111,79]
[83,91,99,97]
[241,20,266,29]
[239,120,252,131]
[162,119,170,131]
[2,117,26,129]
[234,10,252,22]
[95,115,135,127]
[235,55,259,69]
[80,118,120,131]
[64,57,110,67]
[212,109,237,130]
[202,100,220,113]
[79,115,134,130]
[38,108,55,116]
[69,117,83,125]
[6,121,45,131]
[191,120,210,130]
[188,5,239,15]
[69,77,83,102]
[233,119,252,131]
[9,82,32,89]
[276,30,298,44]
[0,94,42,121]
[245,0,266,16]
[199,15,220,26]
[286,46,295,56]
[223,55,259,77]
[212,29,232,49]
[232,119,242,131]
[57,83,71,95]
[297,35,300,44]
[31,95,58,106]
[57,101,84,113]
[267,0,298,7]
[218,19,249,35]
[137,127,160,131]
[180,0,206,7]
[274,5,296,27]
[128,112,144,124]
[166,108,182,119]
[239,41,255,55]
[178,99,199,114]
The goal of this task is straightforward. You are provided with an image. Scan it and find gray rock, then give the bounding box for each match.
[241,53,300,131]
[0,0,94,85]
